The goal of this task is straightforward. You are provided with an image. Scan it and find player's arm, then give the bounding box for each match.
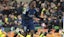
[33,11,41,22]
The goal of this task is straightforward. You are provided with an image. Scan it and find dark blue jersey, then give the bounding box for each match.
[22,8,37,20]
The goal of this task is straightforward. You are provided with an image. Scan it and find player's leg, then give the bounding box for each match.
[22,20,28,37]
[28,20,35,37]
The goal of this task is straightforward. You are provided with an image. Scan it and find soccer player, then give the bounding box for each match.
[22,1,39,37]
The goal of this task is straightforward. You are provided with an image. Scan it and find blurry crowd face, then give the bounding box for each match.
[10,15,15,19]
[41,3,46,8]
[18,15,22,20]
[44,15,47,19]
[23,2,28,8]
[48,17,51,21]
[0,14,2,16]
[17,4,20,8]
[58,3,61,6]
[14,21,17,24]
[50,9,54,13]
[9,14,11,17]
[51,3,56,8]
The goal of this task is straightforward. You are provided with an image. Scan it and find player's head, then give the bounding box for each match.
[29,1,36,9]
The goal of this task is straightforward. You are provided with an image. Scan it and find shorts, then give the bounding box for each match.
[22,19,35,32]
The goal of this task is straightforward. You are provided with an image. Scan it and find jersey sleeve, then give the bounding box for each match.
[34,10,40,18]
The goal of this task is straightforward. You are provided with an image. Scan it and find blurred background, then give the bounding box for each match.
[0,0,63,37]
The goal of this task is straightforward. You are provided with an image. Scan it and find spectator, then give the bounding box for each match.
[17,15,22,25]
[0,0,63,37]
[16,3,23,15]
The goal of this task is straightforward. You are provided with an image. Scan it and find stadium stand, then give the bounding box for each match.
[0,0,63,37]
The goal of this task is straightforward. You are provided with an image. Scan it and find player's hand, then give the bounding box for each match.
[33,18,40,22]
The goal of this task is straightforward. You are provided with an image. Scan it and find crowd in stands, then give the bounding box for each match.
[0,0,63,37]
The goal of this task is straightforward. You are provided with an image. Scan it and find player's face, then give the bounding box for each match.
[30,1,36,9]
